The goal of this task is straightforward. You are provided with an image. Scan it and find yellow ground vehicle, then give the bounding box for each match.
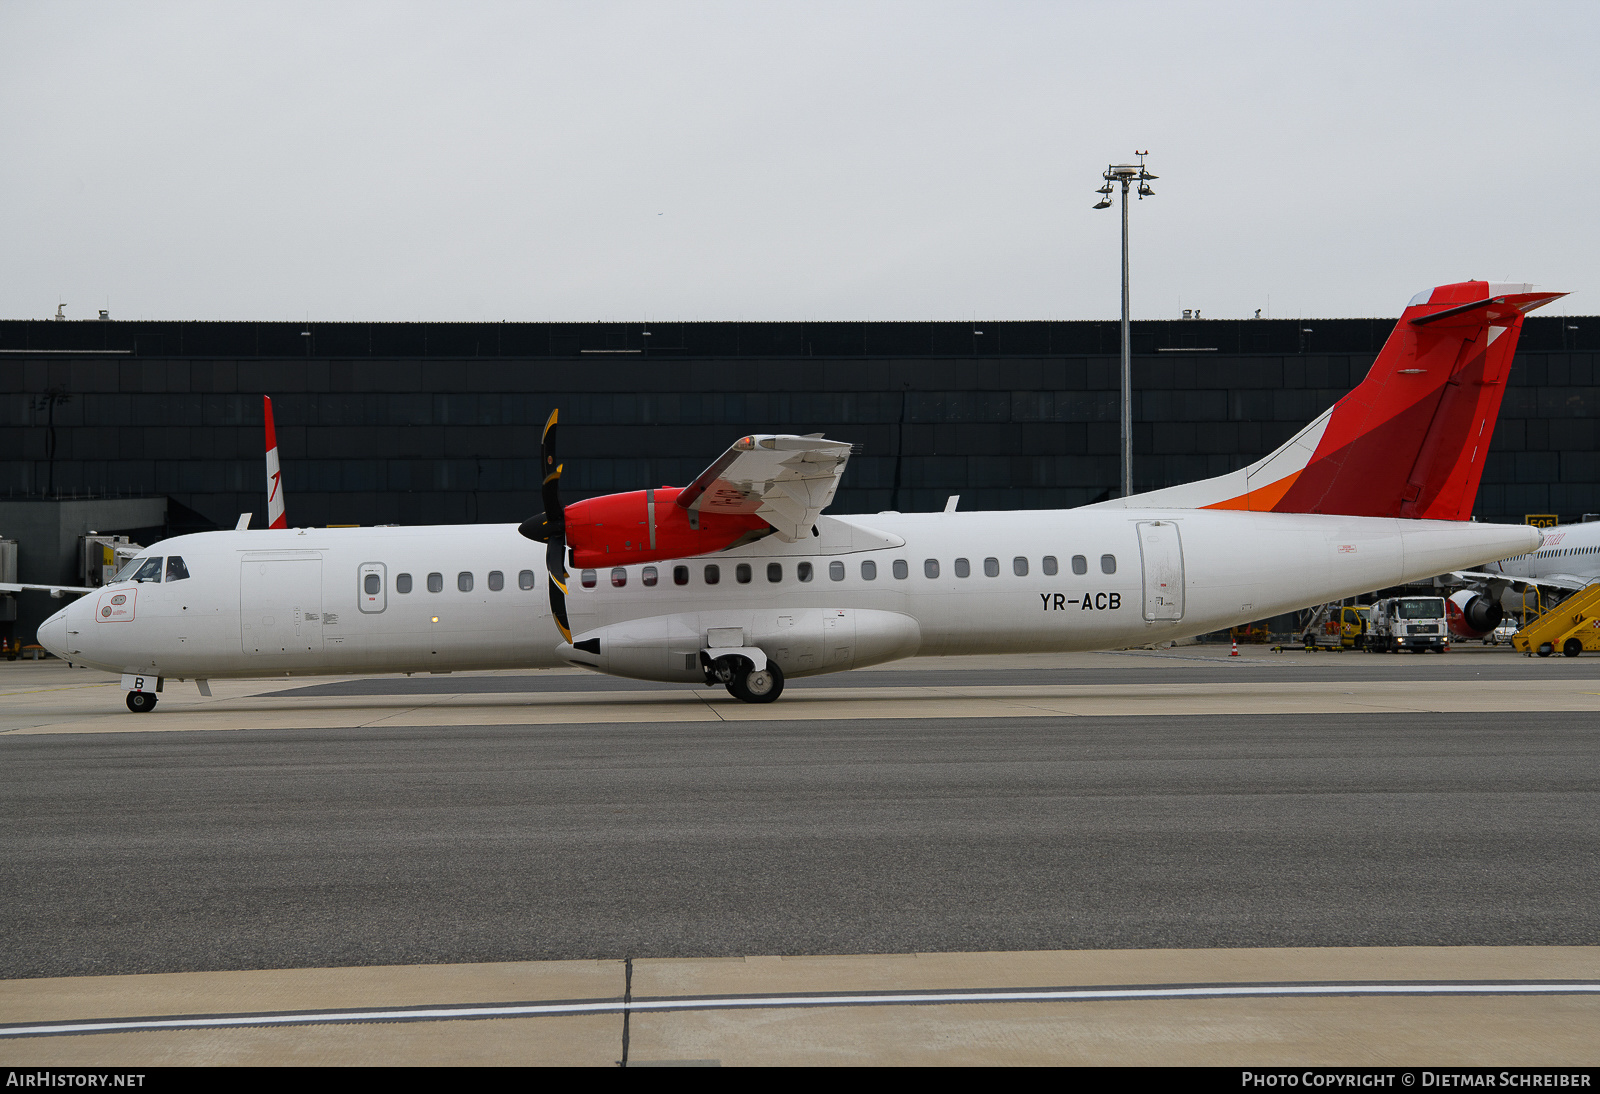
[1512,583,1600,657]
[1300,604,1371,649]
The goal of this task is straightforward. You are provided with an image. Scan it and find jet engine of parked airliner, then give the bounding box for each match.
[1447,588,1505,640]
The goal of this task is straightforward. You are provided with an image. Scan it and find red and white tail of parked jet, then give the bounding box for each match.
[34,280,1564,710]
[264,395,287,530]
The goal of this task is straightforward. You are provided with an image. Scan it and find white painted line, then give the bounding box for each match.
[5,981,1600,1038]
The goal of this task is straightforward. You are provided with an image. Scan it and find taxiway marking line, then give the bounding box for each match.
[7,981,1600,1039]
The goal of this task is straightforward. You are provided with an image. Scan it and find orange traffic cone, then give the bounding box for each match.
[1230,638,1239,657]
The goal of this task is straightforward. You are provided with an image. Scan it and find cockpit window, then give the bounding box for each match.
[112,556,149,582]
[130,557,164,583]
[165,556,190,582]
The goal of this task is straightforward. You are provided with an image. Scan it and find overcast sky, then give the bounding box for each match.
[2,0,1594,322]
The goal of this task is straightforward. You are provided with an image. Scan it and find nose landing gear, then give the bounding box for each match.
[126,691,158,713]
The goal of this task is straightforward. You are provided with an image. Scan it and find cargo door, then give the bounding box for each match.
[1137,521,1185,622]
[240,558,324,655]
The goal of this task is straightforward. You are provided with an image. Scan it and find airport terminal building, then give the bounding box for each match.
[0,311,1594,640]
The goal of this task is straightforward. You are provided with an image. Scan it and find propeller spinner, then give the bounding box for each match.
[517,409,572,643]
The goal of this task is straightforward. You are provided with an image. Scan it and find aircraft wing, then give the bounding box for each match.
[1526,573,1596,592]
[676,434,853,542]
[1450,570,1593,592]
[0,582,95,598]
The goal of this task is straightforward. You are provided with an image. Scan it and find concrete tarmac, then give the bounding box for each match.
[2,646,1597,1065]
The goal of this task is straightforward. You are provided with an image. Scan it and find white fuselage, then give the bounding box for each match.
[39,508,1542,684]
[1482,521,1600,586]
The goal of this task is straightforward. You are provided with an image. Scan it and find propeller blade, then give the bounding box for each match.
[520,409,572,644]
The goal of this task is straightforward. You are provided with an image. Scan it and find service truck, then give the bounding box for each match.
[1365,596,1448,653]
[1300,603,1371,650]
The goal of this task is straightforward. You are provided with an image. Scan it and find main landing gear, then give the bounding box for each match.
[126,691,158,713]
[708,655,785,704]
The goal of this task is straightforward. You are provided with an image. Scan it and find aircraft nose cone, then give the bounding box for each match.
[37,609,69,659]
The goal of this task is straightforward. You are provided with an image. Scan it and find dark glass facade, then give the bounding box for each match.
[1,315,1594,530]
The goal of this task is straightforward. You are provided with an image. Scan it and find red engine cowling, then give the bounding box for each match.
[1446,588,1504,640]
[564,487,772,569]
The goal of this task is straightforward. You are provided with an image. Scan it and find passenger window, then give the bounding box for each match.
[165,556,190,582]
[673,565,689,586]
[1101,554,1117,574]
[983,557,999,578]
[767,563,782,583]
[488,571,504,591]
[704,564,720,585]
[955,558,970,578]
[1043,556,1058,576]
[458,572,474,592]
[364,573,381,595]
[861,560,877,580]
[1013,557,1029,577]
[642,566,658,587]
[892,560,908,580]
[132,557,164,583]
[798,561,814,583]
[427,572,444,593]
[518,570,535,590]
[736,563,752,584]
[611,567,627,588]
[1072,555,1088,575]
[924,559,939,578]
[397,573,413,594]
[829,561,845,581]
[580,569,597,589]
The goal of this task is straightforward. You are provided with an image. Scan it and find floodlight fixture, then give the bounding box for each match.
[1090,150,1161,499]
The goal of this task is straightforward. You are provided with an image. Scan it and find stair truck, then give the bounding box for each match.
[1512,582,1600,657]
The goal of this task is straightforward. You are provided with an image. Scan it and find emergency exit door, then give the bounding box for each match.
[1137,521,1185,622]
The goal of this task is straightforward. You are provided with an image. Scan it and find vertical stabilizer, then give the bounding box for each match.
[264,395,287,529]
[1093,282,1565,519]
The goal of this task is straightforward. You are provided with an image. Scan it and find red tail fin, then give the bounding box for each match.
[1101,281,1565,519]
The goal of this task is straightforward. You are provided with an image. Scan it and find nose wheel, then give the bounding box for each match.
[725,661,785,704]
[126,691,158,713]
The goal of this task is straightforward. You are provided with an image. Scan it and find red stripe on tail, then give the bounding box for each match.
[1265,282,1562,520]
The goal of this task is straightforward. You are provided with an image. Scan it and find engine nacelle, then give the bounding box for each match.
[1446,588,1503,639]
[563,487,773,569]
[558,608,922,683]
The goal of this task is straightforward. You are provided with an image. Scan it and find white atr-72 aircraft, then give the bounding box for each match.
[32,281,1562,711]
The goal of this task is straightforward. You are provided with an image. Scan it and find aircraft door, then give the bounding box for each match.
[1137,521,1185,622]
[240,558,324,655]
[358,562,387,614]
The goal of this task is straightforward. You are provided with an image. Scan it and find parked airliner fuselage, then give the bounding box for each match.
[38,508,1542,685]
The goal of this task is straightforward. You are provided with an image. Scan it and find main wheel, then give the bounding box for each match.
[728,661,784,704]
[1537,643,1554,658]
[126,691,158,713]
[1563,638,1583,658]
